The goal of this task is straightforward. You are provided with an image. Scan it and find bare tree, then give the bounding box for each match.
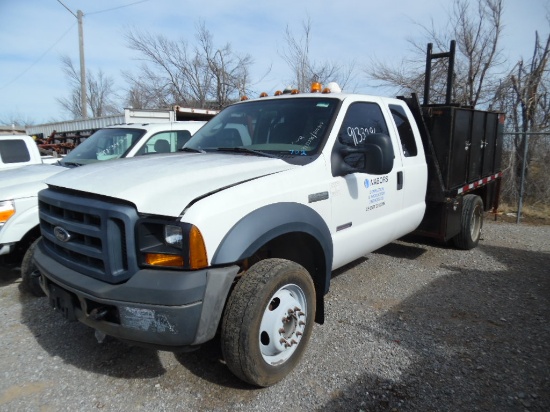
[57,55,119,119]
[0,114,36,128]
[452,0,504,106]
[124,24,252,109]
[280,18,357,92]
[123,64,174,109]
[493,31,550,207]
[366,0,504,107]
[197,23,252,108]
[509,33,550,134]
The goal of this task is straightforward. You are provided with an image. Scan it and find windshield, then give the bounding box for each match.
[185,97,339,158]
[61,128,146,166]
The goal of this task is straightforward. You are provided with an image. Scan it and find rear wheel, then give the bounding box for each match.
[21,238,45,297]
[221,258,315,387]
[453,195,483,250]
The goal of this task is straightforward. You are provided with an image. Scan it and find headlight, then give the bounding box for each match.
[136,219,208,270]
[0,200,15,226]
[164,225,183,248]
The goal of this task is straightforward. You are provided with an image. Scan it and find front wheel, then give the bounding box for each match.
[453,195,483,250]
[21,237,45,297]
[221,259,316,387]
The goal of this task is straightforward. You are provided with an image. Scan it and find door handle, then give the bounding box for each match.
[397,171,403,190]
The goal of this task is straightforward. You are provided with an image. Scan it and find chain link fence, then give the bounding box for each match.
[500,132,550,223]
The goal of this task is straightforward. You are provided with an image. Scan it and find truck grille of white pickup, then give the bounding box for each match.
[38,188,140,283]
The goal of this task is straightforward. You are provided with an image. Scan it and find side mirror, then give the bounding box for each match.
[331,133,394,176]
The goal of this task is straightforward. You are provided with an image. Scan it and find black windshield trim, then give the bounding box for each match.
[215,147,278,158]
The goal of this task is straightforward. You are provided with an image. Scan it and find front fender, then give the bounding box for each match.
[211,202,333,294]
[0,197,39,247]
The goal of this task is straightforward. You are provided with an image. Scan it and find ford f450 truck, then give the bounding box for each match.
[0,121,206,295]
[34,42,503,386]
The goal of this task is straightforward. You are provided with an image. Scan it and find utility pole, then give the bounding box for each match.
[57,1,87,118]
[77,10,87,118]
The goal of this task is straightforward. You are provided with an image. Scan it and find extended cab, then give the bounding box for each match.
[0,121,206,294]
[34,43,503,386]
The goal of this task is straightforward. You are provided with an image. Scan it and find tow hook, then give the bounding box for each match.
[90,307,109,344]
[89,307,109,343]
[90,307,108,320]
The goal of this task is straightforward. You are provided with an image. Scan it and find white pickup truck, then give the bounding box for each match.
[0,134,59,170]
[0,121,206,293]
[33,66,504,388]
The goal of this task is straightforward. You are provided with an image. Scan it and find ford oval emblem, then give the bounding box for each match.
[53,226,71,243]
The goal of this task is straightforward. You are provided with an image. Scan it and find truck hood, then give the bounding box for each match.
[0,163,66,200]
[46,153,297,216]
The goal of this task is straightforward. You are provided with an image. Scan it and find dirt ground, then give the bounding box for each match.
[1,218,549,411]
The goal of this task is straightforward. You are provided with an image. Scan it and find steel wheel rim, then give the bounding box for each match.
[258,284,307,365]
[470,205,482,241]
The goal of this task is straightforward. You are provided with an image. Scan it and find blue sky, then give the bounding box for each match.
[1,0,548,125]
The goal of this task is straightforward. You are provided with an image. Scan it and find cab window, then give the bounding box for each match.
[0,140,30,164]
[138,131,190,155]
[336,102,391,170]
[389,104,418,157]
[338,102,389,147]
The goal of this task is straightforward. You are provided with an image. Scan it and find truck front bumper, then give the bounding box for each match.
[34,241,239,349]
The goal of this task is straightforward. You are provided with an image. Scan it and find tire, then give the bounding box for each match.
[221,258,316,387]
[453,195,483,250]
[21,237,45,297]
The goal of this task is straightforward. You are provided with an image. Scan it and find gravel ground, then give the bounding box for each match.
[1,219,549,411]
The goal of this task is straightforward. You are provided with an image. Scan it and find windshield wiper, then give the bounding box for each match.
[215,147,277,158]
[61,161,82,167]
[179,147,205,153]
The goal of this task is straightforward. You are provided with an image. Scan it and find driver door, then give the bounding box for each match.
[329,100,404,269]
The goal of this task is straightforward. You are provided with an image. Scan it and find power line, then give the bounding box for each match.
[56,0,76,18]
[0,21,77,91]
[87,0,151,16]
[1,0,151,92]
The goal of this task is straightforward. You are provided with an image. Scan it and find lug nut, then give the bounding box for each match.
[279,338,291,348]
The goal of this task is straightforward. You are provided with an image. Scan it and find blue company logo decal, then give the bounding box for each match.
[364,179,370,189]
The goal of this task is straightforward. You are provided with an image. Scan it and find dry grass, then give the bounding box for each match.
[495,202,550,225]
